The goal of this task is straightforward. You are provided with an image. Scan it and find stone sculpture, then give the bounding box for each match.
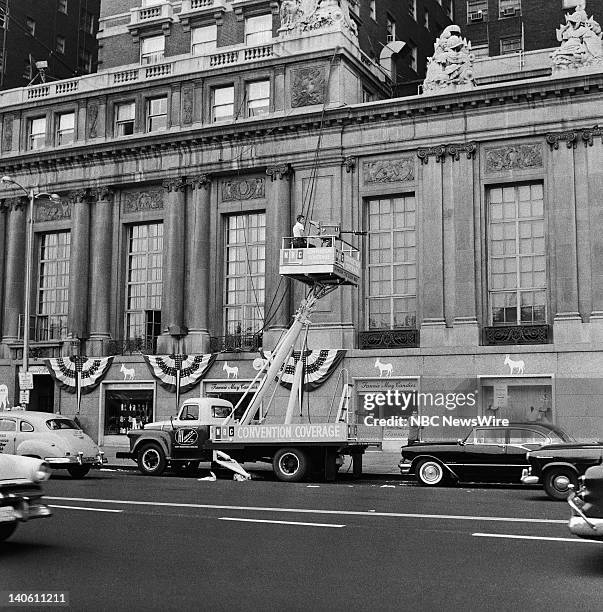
[551,1,603,70]
[422,25,475,94]
[278,0,357,37]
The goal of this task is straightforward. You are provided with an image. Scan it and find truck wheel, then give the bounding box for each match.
[272,448,308,482]
[543,467,578,500]
[67,465,91,479]
[416,459,445,486]
[137,444,167,476]
[0,522,17,542]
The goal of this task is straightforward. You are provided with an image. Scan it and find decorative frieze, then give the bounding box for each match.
[35,198,71,222]
[266,164,291,181]
[483,325,551,346]
[221,177,265,201]
[358,329,420,349]
[2,115,13,152]
[182,86,193,125]
[417,142,477,164]
[546,127,603,149]
[123,189,164,214]
[87,100,99,139]
[485,144,543,172]
[291,66,325,108]
[362,157,414,184]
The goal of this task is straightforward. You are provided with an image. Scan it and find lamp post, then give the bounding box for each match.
[0,176,60,405]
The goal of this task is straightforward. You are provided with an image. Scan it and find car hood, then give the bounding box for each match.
[530,442,603,454]
[0,454,46,484]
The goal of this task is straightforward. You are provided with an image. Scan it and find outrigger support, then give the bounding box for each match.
[212,450,252,481]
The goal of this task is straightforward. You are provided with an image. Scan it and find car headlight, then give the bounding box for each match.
[32,462,52,483]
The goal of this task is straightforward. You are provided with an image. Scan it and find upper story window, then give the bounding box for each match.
[27,117,46,150]
[501,36,523,54]
[499,0,521,16]
[467,0,488,21]
[141,35,165,65]
[191,24,217,56]
[26,17,36,36]
[58,0,68,14]
[146,96,168,132]
[56,112,75,145]
[245,14,272,46]
[246,80,270,117]
[212,85,234,122]
[115,101,136,136]
[79,11,96,34]
[386,16,396,42]
[79,49,93,74]
[408,0,417,20]
[409,45,418,72]
[369,0,376,20]
[56,35,66,54]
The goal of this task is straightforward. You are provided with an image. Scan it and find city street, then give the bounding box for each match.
[2,469,601,612]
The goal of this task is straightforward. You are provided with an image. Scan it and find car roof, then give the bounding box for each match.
[470,422,569,435]
[0,411,71,422]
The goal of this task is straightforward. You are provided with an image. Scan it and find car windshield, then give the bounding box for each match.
[46,418,79,430]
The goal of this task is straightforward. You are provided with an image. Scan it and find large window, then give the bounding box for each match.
[141,35,165,64]
[27,117,46,150]
[488,183,546,326]
[366,196,417,330]
[192,24,217,55]
[499,0,521,16]
[467,0,487,21]
[224,213,265,338]
[501,36,523,54]
[126,223,163,343]
[245,14,272,46]
[212,85,234,122]
[246,80,270,117]
[37,231,70,341]
[115,101,135,136]
[56,112,74,145]
[146,96,167,132]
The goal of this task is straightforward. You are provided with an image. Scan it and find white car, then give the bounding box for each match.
[0,454,52,542]
[0,411,106,478]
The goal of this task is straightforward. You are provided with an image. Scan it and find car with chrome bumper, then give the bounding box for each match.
[0,454,52,542]
[567,464,603,540]
[521,442,603,500]
[0,410,106,478]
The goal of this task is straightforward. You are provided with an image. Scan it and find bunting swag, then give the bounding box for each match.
[142,354,217,394]
[45,356,114,395]
[277,350,346,391]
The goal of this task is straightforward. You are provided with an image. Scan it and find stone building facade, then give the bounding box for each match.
[0,0,602,449]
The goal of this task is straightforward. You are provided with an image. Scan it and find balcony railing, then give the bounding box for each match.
[129,2,174,26]
[18,314,68,342]
[107,336,158,355]
[210,333,262,353]
[358,329,419,349]
[482,325,551,345]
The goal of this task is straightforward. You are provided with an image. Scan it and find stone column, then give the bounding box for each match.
[67,190,91,347]
[1,198,26,348]
[264,163,292,349]
[0,202,7,340]
[184,175,212,353]
[588,142,603,323]
[88,188,114,356]
[574,144,592,322]
[157,177,187,354]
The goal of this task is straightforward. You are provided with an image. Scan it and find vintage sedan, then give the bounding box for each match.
[0,454,52,542]
[567,464,603,540]
[399,422,573,486]
[0,410,106,478]
[521,441,603,500]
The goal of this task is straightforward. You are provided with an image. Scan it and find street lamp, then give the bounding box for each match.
[0,176,60,405]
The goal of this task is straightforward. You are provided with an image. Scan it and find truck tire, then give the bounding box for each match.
[0,522,17,542]
[272,448,308,482]
[67,465,91,479]
[137,443,167,476]
[543,467,578,500]
[416,459,445,486]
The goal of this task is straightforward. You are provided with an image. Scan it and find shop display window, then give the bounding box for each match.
[104,389,154,435]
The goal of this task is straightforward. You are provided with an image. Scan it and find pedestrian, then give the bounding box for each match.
[293,214,307,248]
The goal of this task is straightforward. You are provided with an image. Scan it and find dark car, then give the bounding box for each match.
[521,441,603,500]
[399,422,573,487]
[568,464,603,540]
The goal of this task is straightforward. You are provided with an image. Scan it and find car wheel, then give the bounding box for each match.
[543,467,578,500]
[67,465,91,479]
[0,522,17,542]
[272,448,308,482]
[137,443,167,476]
[416,459,445,486]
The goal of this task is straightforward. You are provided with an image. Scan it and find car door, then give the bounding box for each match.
[0,417,18,454]
[505,428,547,481]
[459,428,509,482]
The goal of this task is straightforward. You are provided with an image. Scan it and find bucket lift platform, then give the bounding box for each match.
[279,236,360,286]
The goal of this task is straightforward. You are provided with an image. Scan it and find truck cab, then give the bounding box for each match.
[143,398,234,431]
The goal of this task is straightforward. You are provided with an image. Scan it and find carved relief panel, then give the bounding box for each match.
[362,157,415,185]
[220,177,265,202]
[484,144,543,173]
[122,189,165,214]
[35,199,72,222]
[291,66,326,108]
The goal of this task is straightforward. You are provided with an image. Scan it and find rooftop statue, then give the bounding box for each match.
[278,0,357,37]
[551,1,603,70]
[423,25,475,94]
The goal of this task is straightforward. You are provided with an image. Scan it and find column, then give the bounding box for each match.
[1,198,26,347]
[574,145,592,322]
[88,188,114,356]
[0,202,7,340]
[157,177,187,354]
[184,175,211,353]
[67,190,91,347]
[588,143,603,318]
[264,164,292,349]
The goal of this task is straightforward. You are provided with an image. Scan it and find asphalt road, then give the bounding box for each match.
[2,470,602,612]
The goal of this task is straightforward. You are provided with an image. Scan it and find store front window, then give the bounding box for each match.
[104,388,154,436]
[480,377,553,423]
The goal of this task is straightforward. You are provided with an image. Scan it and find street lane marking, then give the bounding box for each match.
[219,517,345,528]
[46,497,565,524]
[49,504,123,513]
[473,533,603,544]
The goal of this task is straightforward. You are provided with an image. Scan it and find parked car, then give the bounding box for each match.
[521,441,603,500]
[0,454,52,542]
[0,410,106,478]
[399,422,573,486]
[568,464,603,540]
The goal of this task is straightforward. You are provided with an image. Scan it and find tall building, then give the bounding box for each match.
[0,0,602,451]
[0,0,100,90]
[456,0,603,58]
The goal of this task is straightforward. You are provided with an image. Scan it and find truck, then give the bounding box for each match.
[118,233,382,482]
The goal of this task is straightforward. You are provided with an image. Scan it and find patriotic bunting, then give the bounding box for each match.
[276,349,346,391]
